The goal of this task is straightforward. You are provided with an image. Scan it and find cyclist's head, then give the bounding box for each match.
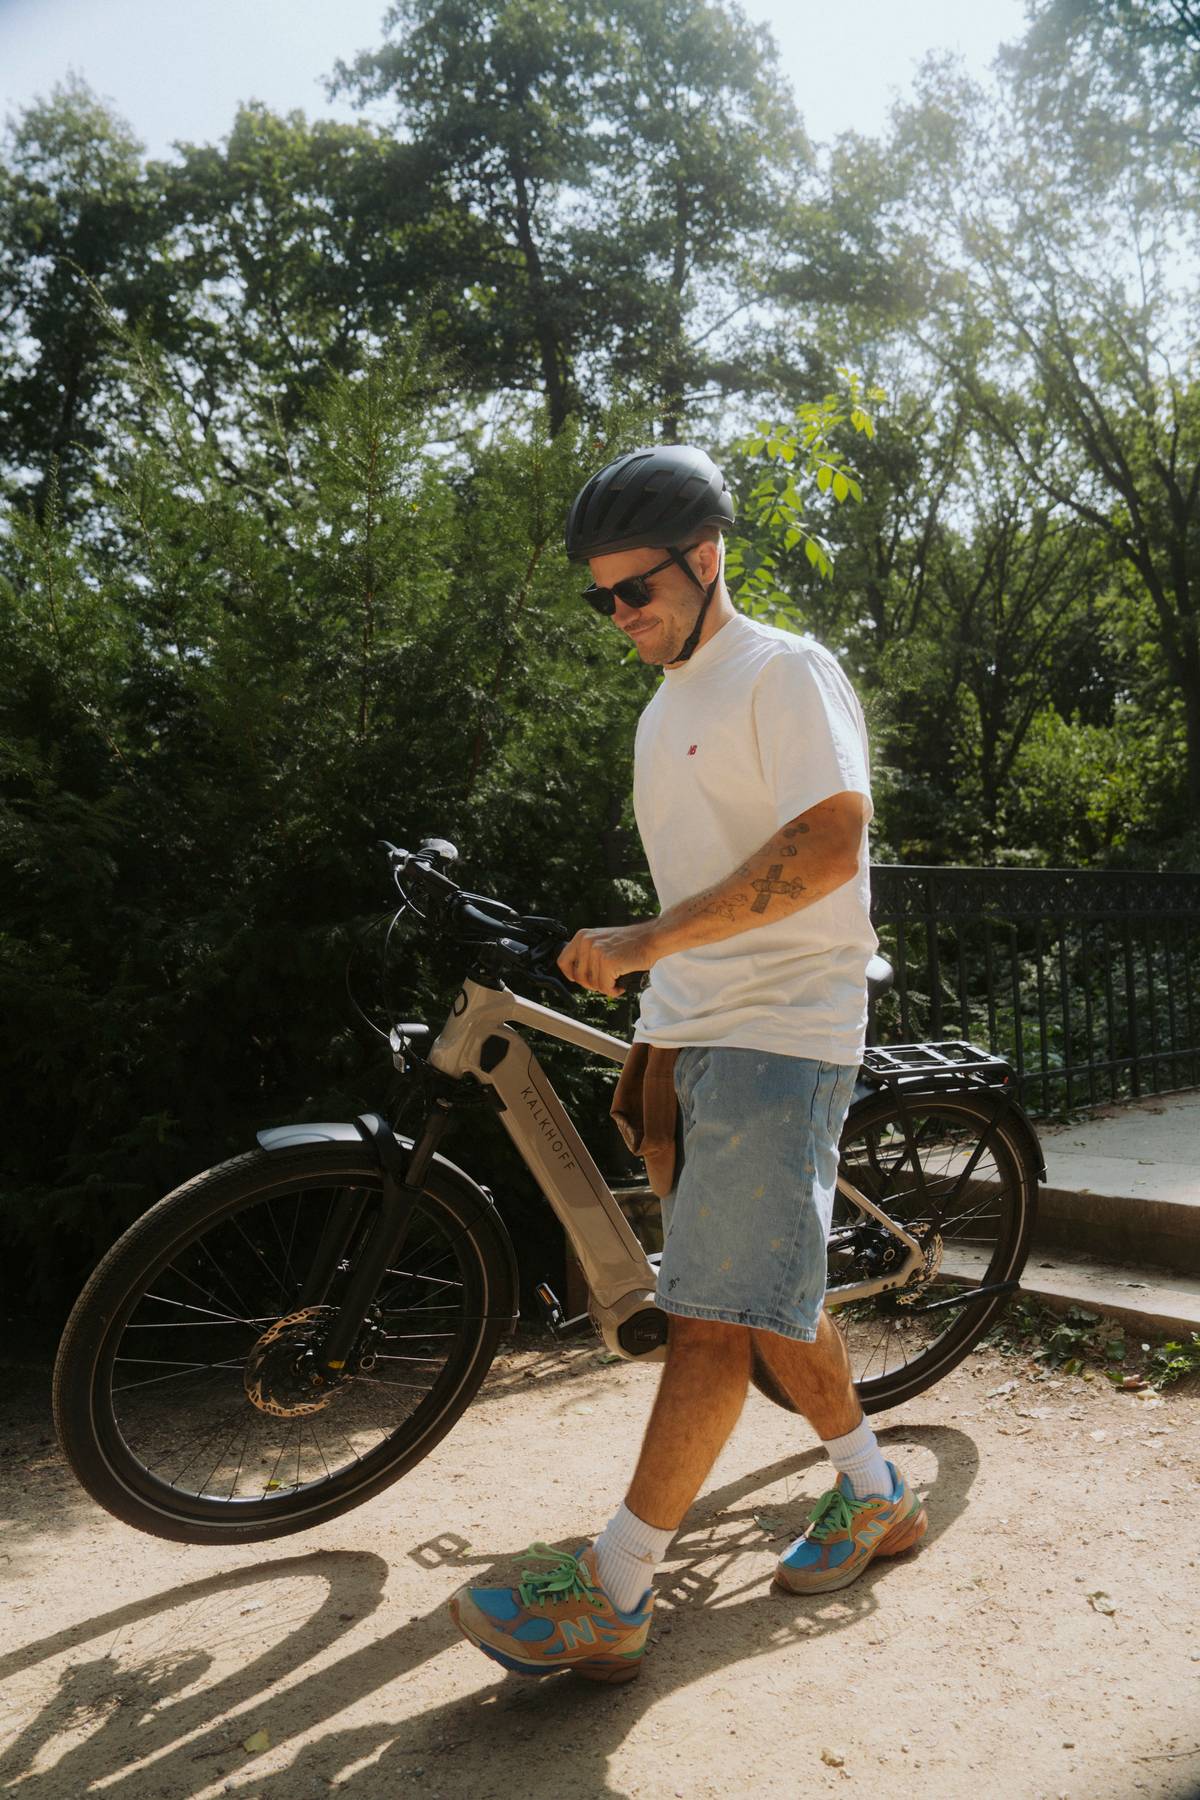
[565,445,735,666]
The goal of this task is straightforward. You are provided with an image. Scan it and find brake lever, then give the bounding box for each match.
[524,939,646,1002]
[506,939,578,1001]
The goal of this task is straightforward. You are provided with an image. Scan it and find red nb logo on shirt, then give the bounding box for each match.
[688,744,698,756]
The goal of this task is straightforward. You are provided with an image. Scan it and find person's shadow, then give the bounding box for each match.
[2,1422,976,1799]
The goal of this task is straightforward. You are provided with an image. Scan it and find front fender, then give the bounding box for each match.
[257,1121,364,1154]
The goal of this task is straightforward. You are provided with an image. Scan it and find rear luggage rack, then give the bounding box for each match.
[860,1041,1016,1091]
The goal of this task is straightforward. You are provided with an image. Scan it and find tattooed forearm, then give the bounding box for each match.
[686,894,746,924]
[750,866,807,913]
[645,796,863,959]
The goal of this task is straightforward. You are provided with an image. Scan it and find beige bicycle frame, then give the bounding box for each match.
[429,978,924,1358]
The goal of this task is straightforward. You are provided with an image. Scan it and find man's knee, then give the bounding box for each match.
[667,1314,750,1358]
[751,1314,845,1369]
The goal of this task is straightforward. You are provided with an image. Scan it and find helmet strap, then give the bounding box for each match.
[668,545,722,666]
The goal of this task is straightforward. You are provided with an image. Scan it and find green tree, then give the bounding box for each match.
[0,78,167,518]
[335,0,817,434]
[156,102,479,454]
[583,0,813,433]
[879,62,1200,830]
[1001,0,1200,161]
[334,0,609,432]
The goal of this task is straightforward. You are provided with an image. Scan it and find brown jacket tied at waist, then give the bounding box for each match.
[610,1043,680,1199]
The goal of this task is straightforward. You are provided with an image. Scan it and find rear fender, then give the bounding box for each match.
[846,1082,1045,1183]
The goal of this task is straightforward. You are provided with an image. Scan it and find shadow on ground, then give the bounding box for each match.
[2,1424,976,1798]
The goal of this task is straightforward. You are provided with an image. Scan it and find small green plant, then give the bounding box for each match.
[1146,1333,1200,1388]
[983,1302,1195,1390]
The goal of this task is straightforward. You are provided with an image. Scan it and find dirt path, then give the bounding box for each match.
[3,1340,1198,1800]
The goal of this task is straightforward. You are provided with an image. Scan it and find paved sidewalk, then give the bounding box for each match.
[1036,1086,1199,1214]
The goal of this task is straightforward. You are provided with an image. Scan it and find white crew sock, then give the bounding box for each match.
[822,1416,893,1500]
[593,1502,674,1613]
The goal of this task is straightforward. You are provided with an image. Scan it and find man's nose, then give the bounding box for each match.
[612,596,644,629]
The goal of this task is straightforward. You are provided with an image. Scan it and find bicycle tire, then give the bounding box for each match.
[53,1143,516,1544]
[750,1088,1036,1417]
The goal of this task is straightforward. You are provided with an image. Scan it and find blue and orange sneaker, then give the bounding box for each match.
[773,1462,927,1594]
[449,1543,653,1684]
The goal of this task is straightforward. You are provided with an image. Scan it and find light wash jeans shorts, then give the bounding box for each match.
[656,1047,860,1344]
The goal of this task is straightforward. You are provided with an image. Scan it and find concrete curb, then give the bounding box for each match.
[1033,1188,1200,1275]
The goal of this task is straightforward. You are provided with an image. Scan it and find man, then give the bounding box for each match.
[450,444,926,1685]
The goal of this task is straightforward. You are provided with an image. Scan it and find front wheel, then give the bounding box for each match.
[53,1144,516,1543]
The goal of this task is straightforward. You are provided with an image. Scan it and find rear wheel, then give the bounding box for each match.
[751,1089,1036,1416]
[53,1145,515,1543]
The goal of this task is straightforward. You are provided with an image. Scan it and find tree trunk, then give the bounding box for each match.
[660,174,689,439]
[509,160,575,434]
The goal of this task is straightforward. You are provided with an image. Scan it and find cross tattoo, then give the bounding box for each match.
[750,865,805,913]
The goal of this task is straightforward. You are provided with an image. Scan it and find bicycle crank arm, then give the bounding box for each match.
[900,1278,1021,1315]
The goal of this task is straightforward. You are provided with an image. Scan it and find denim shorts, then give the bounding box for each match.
[655,1047,859,1343]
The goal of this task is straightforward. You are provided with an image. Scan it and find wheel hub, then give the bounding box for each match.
[243,1307,341,1418]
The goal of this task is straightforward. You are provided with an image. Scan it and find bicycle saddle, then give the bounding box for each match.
[866,955,894,1000]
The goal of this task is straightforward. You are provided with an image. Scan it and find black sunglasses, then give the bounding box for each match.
[581,544,703,616]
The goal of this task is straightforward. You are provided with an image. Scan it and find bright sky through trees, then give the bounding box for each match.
[0,0,1027,156]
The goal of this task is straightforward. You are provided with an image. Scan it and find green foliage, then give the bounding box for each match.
[985,1301,1200,1393]
[0,332,647,1311]
[1146,1333,1200,1388]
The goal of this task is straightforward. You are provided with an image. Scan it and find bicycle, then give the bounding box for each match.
[53,837,1044,1545]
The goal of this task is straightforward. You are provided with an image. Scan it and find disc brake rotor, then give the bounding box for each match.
[243,1306,337,1419]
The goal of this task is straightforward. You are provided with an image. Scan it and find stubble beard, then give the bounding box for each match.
[639,599,702,668]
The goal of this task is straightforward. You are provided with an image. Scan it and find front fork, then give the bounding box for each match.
[304,1106,450,1376]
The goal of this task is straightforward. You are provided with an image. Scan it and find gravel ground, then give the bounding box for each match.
[2,1339,1199,1800]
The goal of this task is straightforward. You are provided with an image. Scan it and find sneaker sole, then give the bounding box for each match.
[448,1593,645,1684]
[772,1504,929,1595]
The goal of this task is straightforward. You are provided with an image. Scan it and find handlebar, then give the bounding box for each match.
[379,838,645,1001]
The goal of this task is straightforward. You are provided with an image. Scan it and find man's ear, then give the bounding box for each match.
[695,538,722,585]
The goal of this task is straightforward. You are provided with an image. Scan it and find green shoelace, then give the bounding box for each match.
[806,1487,867,1542]
[516,1544,600,1608]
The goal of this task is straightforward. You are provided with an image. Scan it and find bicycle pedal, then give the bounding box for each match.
[535,1282,594,1340]
[535,1281,566,1334]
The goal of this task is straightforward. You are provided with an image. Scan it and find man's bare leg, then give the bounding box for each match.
[754,1310,902,1520]
[751,1310,861,1440]
[623,1315,752,1530]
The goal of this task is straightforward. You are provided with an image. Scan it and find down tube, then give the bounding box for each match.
[487,1043,653,1310]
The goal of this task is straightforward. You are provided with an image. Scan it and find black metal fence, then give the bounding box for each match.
[867,866,1200,1116]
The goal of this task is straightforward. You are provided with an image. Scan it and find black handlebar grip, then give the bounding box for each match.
[615,970,648,997]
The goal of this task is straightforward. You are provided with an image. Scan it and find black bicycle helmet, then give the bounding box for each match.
[564,444,735,562]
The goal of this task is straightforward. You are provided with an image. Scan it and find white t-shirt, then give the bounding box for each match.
[632,611,878,1063]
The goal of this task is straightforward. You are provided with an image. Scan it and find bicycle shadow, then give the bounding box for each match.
[2,1424,977,1799]
[0,1550,388,1796]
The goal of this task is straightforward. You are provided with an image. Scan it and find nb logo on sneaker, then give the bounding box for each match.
[687,744,698,756]
[558,1615,598,1650]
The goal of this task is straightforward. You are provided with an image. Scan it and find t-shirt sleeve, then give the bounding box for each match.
[752,645,874,829]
